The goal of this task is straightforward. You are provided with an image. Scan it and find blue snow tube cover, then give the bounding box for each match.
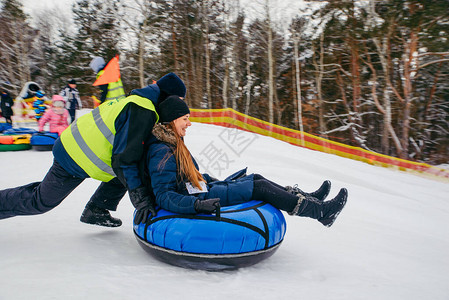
[133,200,287,271]
[0,123,12,132]
[2,127,37,135]
[30,132,58,151]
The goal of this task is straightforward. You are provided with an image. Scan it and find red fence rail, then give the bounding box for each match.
[190,108,449,183]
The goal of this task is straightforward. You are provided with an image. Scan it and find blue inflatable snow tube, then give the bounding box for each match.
[133,200,286,271]
[30,132,58,151]
[0,123,12,133]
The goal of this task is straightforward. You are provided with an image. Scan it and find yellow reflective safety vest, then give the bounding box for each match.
[60,95,159,182]
[96,70,126,102]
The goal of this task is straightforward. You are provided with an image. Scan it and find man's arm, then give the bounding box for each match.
[111,103,157,191]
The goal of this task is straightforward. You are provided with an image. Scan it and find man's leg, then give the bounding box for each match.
[69,108,76,123]
[80,177,127,227]
[0,160,84,219]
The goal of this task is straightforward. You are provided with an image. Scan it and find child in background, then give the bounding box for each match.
[38,95,69,135]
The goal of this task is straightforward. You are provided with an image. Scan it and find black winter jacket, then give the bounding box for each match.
[0,92,14,117]
[146,124,254,214]
[53,83,161,191]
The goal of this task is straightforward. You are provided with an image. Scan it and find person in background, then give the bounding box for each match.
[38,95,69,136]
[0,73,186,228]
[89,57,125,104]
[0,89,14,125]
[144,96,348,227]
[60,79,82,123]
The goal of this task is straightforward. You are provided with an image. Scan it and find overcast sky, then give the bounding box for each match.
[19,0,309,29]
[20,0,74,13]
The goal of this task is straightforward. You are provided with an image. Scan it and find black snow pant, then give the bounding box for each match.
[4,116,12,124]
[0,160,127,219]
[68,108,76,123]
[251,174,298,213]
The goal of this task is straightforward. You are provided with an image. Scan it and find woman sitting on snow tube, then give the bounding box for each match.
[134,96,349,269]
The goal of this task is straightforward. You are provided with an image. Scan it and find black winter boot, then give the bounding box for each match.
[290,188,348,227]
[285,180,331,201]
[80,202,122,227]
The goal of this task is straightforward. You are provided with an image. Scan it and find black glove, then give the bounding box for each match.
[129,186,156,225]
[194,198,220,214]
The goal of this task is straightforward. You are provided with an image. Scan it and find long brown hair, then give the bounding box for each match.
[168,122,205,189]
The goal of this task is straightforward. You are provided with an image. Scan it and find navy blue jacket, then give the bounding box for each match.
[147,134,254,214]
[53,83,161,191]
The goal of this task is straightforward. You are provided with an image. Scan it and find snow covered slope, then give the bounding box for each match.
[1,122,448,300]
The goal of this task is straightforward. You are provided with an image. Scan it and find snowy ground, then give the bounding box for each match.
[1,120,449,300]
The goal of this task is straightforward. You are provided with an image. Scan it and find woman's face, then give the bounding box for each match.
[173,114,191,137]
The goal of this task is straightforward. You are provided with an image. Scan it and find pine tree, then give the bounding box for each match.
[0,0,35,95]
[56,0,124,99]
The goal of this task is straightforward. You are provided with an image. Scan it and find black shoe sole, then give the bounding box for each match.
[80,216,122,228]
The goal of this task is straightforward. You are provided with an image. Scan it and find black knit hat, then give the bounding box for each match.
[158,95,190,123]
[156,73,186,98]
[68,78,77,85]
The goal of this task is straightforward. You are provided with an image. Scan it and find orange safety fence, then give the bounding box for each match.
[190,108,449,183]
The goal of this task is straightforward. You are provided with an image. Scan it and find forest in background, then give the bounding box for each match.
[1,0,449,164]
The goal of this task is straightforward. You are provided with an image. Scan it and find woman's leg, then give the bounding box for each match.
[253,174,286,190]
[253,174,331,201]
[251,175,348,227]
[252,176,299,212]
[293,188,348,227]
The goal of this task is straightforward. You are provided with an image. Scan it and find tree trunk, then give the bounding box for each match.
[372,35,403,156]
[265,0,274,124]
[138,29,145,88]
[244,46,252,116]
[293,30,304,138]
[222,48,229,108]
[313,32,326,135]
[171,17,179,72]
[203,2,212,108]
[399,29,418,159]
